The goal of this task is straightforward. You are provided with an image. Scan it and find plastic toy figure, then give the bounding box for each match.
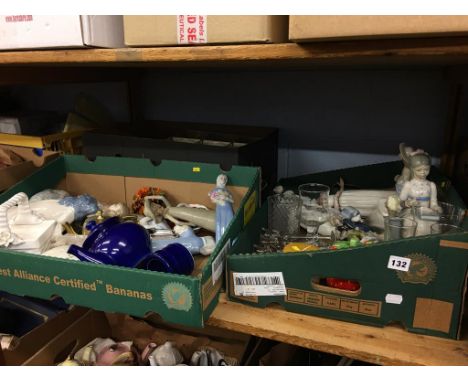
[209,174,234,243]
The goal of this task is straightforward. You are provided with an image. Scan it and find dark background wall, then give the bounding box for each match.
[9,67,455,178]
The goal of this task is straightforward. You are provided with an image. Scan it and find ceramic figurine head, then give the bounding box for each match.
[399,143,431,181]
[216,174,228,188]
[409,152,431,180]
[95,342,136,366]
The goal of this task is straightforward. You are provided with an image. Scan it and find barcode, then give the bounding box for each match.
[235,275,282,286]
[233,272,286,296]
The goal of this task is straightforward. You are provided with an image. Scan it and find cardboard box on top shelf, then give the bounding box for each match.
[0,155,260,327]
[0,15,124,50]
[0,145,59,192]
[227,161,468,340]
[124,16,288,46]
[289,16,468,42]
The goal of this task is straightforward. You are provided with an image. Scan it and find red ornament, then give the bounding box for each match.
[325,277,360,291]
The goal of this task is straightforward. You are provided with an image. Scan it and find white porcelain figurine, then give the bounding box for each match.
[384,143,442,236]
[397,144,441,212]
[0,192,56,253]
[209,174,234,243]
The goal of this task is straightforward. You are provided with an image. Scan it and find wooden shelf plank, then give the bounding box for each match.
[2,39,468,68]
[207,294,468,366]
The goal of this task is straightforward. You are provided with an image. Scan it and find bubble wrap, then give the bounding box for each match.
[30,189,70,203]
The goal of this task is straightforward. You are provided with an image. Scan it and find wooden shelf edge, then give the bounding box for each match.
[2,39,468,67]
[207,294,468,366]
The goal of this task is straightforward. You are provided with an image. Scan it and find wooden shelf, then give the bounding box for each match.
[1,37,467,366]
[207,294,468,366]
[2,39,468,68]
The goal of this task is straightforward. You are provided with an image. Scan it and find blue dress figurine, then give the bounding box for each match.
[209,174,234,243]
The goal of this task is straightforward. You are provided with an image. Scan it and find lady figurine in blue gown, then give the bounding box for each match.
[209,174,234,243]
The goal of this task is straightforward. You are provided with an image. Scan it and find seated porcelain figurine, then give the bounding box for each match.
[397,148,441,212]
[386,143,441,236]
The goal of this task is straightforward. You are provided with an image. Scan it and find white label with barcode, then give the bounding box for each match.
[212,239,230,285]
[387,255,411,272]
[233,272,287,296]
[177,15,208,44]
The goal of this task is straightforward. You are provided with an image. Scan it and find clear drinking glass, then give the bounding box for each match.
[298,183,330,234]
[430,223,465,235]
[267,194,303,235]
[384,217,417,241]
[438,202,466,226]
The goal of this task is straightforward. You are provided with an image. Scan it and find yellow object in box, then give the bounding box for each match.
[283,242,320,253]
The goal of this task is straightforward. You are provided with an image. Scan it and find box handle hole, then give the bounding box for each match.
[311,277,361,297]
[150,159,162,167]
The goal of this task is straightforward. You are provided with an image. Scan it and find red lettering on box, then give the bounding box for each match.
[5,15,33,23]
[178,16,185,43]
[177,15,208,45]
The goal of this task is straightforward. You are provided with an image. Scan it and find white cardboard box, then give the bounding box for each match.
[0,15,124,50]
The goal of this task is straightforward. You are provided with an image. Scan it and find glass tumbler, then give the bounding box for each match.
[438,202,466,226]
[298,183,330,234]
[430,223,465,235]
[384,217,417,241]
[267,194,303,235]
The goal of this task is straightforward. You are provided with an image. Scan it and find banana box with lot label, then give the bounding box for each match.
[227,161,468,339]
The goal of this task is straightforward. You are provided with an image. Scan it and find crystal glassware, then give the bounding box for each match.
[267,193,302,235]
[430,223,465,235]
[384,217,417,241]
